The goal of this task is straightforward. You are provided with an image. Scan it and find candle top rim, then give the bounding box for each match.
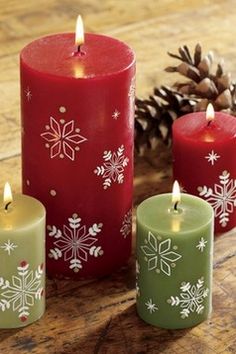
[173,111,236,141]
[137,193,213,235]
[20,33,136,79]
[0,194,45,230]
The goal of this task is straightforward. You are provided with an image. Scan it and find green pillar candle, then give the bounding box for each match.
[0,183,46,328]
[136,184,214,329]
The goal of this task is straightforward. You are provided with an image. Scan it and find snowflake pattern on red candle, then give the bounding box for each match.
[128,76,136,103]
[41,115,87,161]
[120,209,132,238]
[198,170,236,228]
[0,261,44,322]
[48,214,104,273]
[204,150,220,166]
[94,145,129,189]
[24,86,32,101]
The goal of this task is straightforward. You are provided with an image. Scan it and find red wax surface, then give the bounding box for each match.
[21,33,135,78]
[173,111,236,233]
[21,33,135,279]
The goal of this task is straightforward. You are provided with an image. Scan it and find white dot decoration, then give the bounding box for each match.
[26,179,30,186]
[60,119,65,124]
[50,189,57,197]
[59,106,66,113]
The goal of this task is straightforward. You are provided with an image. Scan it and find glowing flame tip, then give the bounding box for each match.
[75,15,84,46]
[4,182,12,205]
[172,180,181,205]
[206,103,215,122]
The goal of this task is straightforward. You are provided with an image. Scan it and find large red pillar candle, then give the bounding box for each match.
[20,23,135,278]
[173,104,236,233]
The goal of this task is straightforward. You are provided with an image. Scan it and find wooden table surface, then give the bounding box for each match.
[0,1,236,353]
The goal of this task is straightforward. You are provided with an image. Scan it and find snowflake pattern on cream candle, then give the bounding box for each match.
[0,261,44,322]
[0,240,18,255]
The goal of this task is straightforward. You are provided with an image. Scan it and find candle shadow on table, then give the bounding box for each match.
[0,327,26,342]
[45,256,190,353]
[59,303,191,353]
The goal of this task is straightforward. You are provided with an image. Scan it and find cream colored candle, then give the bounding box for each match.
[0,183,46,328]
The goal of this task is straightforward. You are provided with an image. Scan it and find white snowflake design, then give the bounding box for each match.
[167,277,209,319]
[120,209,132,238]
[145,298,158,314]
[205,150,220,166]
[24,87,32,101]
[141,232,182,276]
[128,76,136,103]
[48,214,104,273]
[112,109,120,119]
[196,237,208,252]
[136,260,140,297]
[198,170,236,227]
[94,145,129,189]
[0,261,44,323]
[41,116,87,161]
[0,240,18,255]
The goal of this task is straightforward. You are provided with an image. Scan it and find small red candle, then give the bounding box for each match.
[173,104,236,233]
[20,16,135,278]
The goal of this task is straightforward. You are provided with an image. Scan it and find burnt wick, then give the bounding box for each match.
[5,202,11,211]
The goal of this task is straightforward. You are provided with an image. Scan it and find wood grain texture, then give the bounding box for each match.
[0,0,236,353]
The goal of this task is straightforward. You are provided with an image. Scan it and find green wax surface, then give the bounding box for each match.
[0,194,46,328]
[137,193,213,235]
[136,193,214,329]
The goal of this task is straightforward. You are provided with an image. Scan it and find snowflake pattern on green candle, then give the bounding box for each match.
[167,277,209,319]
[145,298,158,314]
[141,232,182,276]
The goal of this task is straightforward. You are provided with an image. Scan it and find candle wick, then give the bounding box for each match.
[174,201,178,211]
[77,44,82,53]
[5,202,11,211]
[207,120,212,127]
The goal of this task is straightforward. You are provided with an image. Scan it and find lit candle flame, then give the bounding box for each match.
[206,103,215,123]
[75,15,84,47]
[172,180,181,210]
[4,182,13,210]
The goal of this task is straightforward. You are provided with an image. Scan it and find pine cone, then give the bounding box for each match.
[135,86,197,154]
[166,43,236,112]
[135,44,236,153]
